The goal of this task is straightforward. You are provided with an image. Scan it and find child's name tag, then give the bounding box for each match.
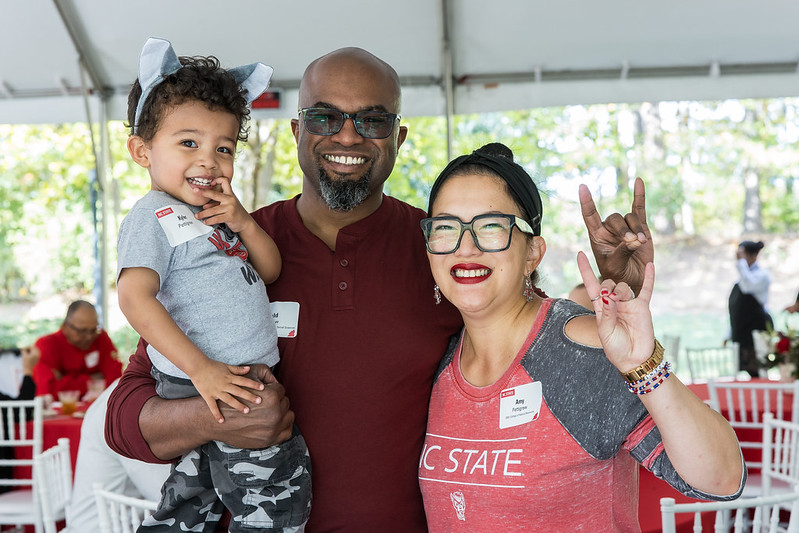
[155,204,213,247]
[270,301,300,338]
[499,382,542,429]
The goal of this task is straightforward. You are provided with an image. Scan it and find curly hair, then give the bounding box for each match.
[126,55,251,143]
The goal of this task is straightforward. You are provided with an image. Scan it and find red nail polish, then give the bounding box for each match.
[602,297,609,305]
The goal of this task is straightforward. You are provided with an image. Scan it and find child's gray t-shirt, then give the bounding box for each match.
[117,190,280,380]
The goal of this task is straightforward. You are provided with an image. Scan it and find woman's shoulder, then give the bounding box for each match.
[563,313,601,348]
[544,298,601,349]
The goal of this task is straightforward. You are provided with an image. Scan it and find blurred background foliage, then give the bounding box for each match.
[1,98,798,360]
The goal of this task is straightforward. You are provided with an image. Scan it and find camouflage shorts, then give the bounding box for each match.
[139,426,312,532]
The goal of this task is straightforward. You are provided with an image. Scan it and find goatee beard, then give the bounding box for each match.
[318,170,372,212]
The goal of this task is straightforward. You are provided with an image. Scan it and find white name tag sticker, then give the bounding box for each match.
[155,204,213,247]
[84,350,100,368]
[270,301,300,338]
[499,381,542,429]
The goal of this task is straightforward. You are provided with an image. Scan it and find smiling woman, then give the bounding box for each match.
[417,142,745,532]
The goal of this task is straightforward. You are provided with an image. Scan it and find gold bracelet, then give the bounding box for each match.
[621,339,665,384]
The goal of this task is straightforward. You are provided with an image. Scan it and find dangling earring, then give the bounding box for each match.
[523,274,535,302]
[433,284,442,305]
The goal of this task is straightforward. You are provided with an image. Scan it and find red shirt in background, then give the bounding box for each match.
[34,329,122,397]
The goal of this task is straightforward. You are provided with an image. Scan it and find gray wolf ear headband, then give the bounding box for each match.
[132,37,274,134]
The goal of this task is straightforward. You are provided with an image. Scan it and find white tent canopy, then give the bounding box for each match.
[3,0,799,325]
[3,0,799,126]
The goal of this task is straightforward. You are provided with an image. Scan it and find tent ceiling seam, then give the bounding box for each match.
[52,0,107,96]
[3,59,796,102]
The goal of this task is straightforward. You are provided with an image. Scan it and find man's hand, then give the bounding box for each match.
[205,364,294,450]
[580,177,653,295]
[142,364,294,459]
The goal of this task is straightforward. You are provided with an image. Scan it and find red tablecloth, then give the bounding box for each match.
[38,414,83,471]
[638,378,790,532]
[13,403,85,481]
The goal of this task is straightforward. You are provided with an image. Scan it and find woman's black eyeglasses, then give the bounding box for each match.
[420,214,536,255]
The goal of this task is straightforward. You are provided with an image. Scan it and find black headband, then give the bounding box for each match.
[428,150,543,235]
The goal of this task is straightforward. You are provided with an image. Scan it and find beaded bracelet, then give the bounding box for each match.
[635,358,669,385]
[627,362,672,395]
[627,361,670,389]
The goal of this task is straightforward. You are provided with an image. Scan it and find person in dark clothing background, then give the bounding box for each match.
[727,240,772,377]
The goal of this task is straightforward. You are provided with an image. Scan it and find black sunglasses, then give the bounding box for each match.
[299,107,400,139]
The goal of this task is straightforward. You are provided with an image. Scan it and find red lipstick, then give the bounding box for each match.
[450,263,492,284]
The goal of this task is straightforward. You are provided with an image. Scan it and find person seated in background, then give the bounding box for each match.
[0,345,40,494]
[0,345,39,402]
[67,378,171,532]
[33,300,122,399]
[0,345,39,400]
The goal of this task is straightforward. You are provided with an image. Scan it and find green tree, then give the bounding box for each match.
[0,124,98,299]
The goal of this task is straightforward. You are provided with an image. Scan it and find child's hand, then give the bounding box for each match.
[194,177,254,234]
[190,358,266,423]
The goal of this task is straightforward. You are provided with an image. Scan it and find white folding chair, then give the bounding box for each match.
[93,482,159,533]
[34,438,72,533]
[761,413,799,497]
[708,380,799,497]
[661,491,799,532]
[662,334,681,375]
[685,343,741,381]
[0,396,44,533]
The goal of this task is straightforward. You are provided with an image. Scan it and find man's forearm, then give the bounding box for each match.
[140,394,215,460]
[142,380,296,459]
[106,343,295,462]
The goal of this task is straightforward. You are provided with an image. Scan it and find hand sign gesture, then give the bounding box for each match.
[576,250,656,373]
[580,177,653,296]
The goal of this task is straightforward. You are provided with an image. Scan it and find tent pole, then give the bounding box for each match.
[98,103,110,329]
[77,58,109,328]
[56,0,112,326]
[440,0,454,162]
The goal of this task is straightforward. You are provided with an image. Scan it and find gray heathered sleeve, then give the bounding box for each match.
[116,193,172,286]
[523,298,744,501]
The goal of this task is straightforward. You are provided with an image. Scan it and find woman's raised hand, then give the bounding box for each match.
[576,251,656,372]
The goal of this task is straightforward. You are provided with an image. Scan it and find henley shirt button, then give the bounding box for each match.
[339,259,349,267]
[338,281,348,290]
